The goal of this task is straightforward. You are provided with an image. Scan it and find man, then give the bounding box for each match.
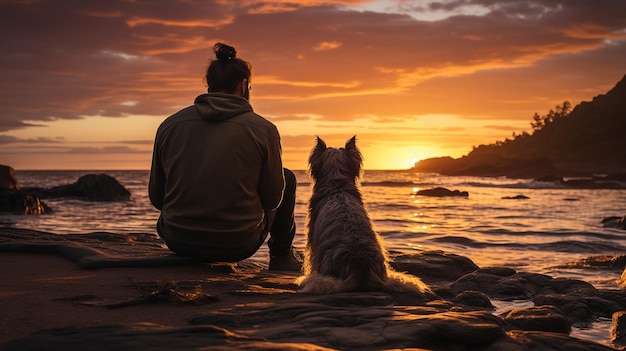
[149,43,301,271]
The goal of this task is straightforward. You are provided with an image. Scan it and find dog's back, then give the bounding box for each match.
[297,137,430,294]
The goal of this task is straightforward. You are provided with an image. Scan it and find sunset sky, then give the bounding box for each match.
[1,0,625,170]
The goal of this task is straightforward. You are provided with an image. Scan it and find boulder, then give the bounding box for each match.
[414,187,469,197]
[25,174,131,202]
[0,166,50,214]
[502,305,571,334]
[602,215,626,230]
[0,188,51,214]
[502,195,530,200]
[390,251,479,283]
[0,164,19,189]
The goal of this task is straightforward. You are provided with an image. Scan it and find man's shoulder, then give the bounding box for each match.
[158,106,199,130]
[235,111,278,130]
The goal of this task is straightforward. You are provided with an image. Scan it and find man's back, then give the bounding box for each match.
[149,93,284,248]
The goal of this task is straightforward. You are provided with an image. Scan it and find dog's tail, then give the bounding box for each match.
[384,269,432,294]
[296,274,344,293]
[339,245,390,292]
[340,246,432,294]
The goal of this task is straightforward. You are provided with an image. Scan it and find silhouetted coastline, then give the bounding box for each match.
[412,74,626,182]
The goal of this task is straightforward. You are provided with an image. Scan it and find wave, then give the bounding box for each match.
[428,235,626,253]
[361,181,423,187]
[459,181,568,189]
[475,229,625,241]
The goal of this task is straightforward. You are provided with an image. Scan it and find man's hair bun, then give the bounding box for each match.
[214,43,237,60]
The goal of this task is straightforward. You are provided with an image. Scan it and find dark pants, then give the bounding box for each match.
[157,168,297,262]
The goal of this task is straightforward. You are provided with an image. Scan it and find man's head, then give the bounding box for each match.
[206,43,252,99]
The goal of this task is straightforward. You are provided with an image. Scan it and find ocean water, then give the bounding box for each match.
[2,169,625,345]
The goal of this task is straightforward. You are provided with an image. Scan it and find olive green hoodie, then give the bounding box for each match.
[149,93,285,249]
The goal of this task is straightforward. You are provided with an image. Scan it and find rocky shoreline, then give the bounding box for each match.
[1,228,624,350]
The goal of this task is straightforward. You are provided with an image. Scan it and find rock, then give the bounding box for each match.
[390,251,479,283]
[502,195,530,200]
[73,174,131,201]
[0,227,620,351]
[414,187,469,197]
[453,290,493,309]
[602,215,626,230]
[0,188,51,214]
[502,305,571,334]
[0,164,19,189]
[25,174,131,201]
[0,165,51,214]
[612,311,626,347]
[533,294,594,322]
[451,268,626,323]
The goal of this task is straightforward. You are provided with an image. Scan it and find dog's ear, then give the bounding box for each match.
[316,136,327,151]
[344,135,362,179]
[308,136,327,180]
[345,135,357,150]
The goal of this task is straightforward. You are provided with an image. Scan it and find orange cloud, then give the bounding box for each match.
[126,16,235,28]
[313,41,343,51]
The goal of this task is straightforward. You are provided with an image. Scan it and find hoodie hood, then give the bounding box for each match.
[194,93,254,122]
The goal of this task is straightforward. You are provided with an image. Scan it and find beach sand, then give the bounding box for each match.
[0,228,622,350]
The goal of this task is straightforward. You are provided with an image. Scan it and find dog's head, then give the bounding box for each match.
[308,136,363,183]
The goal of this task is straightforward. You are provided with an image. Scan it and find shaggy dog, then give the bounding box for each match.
[296,136,431,294]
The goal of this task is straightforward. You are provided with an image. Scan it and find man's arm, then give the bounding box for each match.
[148,134,165,210]
[258,126,285,212]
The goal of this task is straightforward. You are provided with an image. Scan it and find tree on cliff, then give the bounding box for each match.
[530,101,571,132]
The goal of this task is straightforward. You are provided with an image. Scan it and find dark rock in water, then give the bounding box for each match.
[502,305,571,334]
[0,165,51,214]
[602,215,626,230]
[25,174,131,201]
[415,187,469,197]
[613,311,626,347]
[502,194,530,200]
[0,164,19,190]
[73,174,131,201]
[0,188,51,214]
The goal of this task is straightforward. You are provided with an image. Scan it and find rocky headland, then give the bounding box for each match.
[412,74,626,182]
